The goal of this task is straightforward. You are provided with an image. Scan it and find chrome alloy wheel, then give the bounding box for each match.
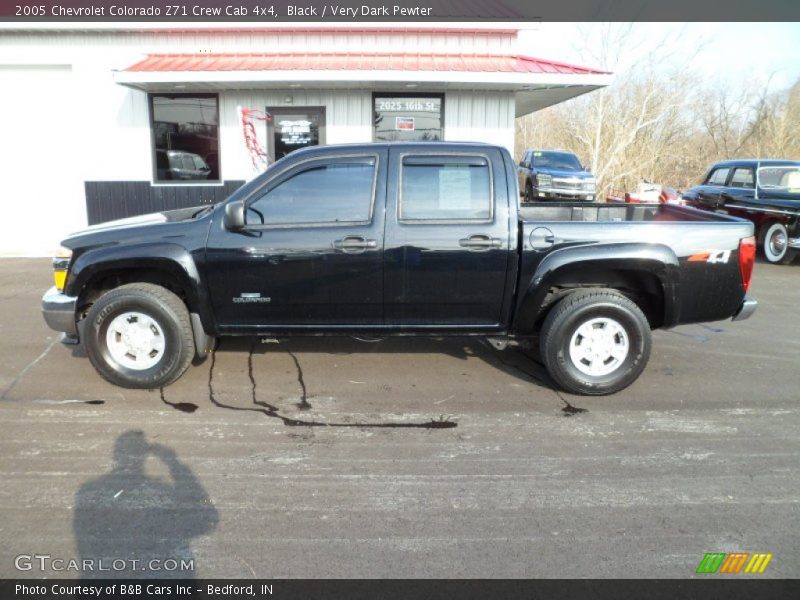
[568,317,630,377]
[105,311,166,370]
[768,227,787,257]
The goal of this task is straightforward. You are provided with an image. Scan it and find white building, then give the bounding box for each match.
[0,24,610,255]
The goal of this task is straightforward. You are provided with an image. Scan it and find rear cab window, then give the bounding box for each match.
[399,155,493,222]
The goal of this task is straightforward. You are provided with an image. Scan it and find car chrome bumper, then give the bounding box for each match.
[42,286,78,335]
[732,296,757,322]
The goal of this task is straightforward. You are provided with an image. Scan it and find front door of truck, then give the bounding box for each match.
[205,150,386,330]
[383,148,511,328]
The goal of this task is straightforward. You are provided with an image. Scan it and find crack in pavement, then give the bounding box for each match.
[286,350,311,411]
[204,341,457,429]
[1,337,60,400]
[158,386,198,413]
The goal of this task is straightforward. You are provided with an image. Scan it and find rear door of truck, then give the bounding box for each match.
[383,145,514,328]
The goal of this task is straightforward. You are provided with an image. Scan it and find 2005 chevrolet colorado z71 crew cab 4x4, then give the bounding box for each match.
[42,142,757,395]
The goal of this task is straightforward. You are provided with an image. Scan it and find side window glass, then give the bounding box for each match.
[400,155,492,221]
[246,158,376,226]
[729,168,754,189]
[706,168,730,185]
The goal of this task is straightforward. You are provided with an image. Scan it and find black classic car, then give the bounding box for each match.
[682,159,800,264]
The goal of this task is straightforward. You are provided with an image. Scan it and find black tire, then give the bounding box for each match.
[758,221,796,265]
[540,289,651,395]
[84,283,194,389]
[525,181,535,203]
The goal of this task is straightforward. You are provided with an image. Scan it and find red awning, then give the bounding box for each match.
[124,52,608,75]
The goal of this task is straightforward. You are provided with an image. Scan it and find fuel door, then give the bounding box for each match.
[529,227,555,252]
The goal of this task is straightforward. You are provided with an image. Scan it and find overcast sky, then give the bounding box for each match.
[519,22,800,92]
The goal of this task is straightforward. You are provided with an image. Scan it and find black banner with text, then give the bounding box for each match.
[1,0,799,22]
[4,579,800,600]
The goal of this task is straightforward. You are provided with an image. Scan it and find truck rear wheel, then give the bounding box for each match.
[759,221,796,265]
[84,283,194,389]
[540,289,651,395]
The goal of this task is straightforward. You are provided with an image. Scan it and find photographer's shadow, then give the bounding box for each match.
[73,430,218,579]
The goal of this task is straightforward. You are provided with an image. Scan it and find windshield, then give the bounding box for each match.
[532,151,583,171]
[757,165,800,192]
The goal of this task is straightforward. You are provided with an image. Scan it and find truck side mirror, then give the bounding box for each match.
[223,199,246,230]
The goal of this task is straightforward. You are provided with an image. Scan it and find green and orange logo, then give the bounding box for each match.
[696,552,773,574]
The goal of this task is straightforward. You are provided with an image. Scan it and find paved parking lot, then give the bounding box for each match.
[0,258,798,578]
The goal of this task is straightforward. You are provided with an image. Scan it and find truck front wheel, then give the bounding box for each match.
[540,289,651,395]
[84,283,194,389]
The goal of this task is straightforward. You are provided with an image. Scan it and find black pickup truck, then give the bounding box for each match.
[43,142,757,395]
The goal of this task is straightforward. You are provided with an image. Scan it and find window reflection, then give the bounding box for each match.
[401,157,491,221]
[374,95,442,142]
[247,159,376,226]
[151,94,220,182]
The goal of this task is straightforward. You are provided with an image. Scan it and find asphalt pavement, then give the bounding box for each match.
[0,258,798,578]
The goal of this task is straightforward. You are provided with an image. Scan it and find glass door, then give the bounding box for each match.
[267,107,326,162]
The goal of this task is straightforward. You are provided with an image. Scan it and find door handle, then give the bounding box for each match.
[459,234,502,250]
[332,235,377,252]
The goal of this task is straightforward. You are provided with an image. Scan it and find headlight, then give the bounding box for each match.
[584,179,597,191]
[52,246,72,291]
[536,173,553,187]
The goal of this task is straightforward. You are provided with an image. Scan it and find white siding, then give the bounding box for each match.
[0,66,86,255]
[0,28,515,54]
[444,91,516,155]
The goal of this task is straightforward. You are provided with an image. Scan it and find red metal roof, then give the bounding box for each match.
[124,53,608,75]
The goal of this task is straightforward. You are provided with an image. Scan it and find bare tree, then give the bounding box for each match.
[515,24,702,198]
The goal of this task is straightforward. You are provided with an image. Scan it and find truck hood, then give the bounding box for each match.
[536,167,594,179]
[62,206,210,249]
[68,206,206,236]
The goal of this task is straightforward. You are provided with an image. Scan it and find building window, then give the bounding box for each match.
[374,94,443,142]
[150,94,220,183]
[400,155,492,222]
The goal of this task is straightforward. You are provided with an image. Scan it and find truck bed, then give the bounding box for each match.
[516,202,755,330]
[519,202,742,224]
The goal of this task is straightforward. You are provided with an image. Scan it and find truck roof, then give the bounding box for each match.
[282,141,504,159]
[710,158,800,169]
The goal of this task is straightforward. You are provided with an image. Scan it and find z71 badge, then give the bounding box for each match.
[688,250,731,264]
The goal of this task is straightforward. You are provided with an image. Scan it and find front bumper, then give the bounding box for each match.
[42,286,78,335]
[536,187,595,201]
[732,296,758,322]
